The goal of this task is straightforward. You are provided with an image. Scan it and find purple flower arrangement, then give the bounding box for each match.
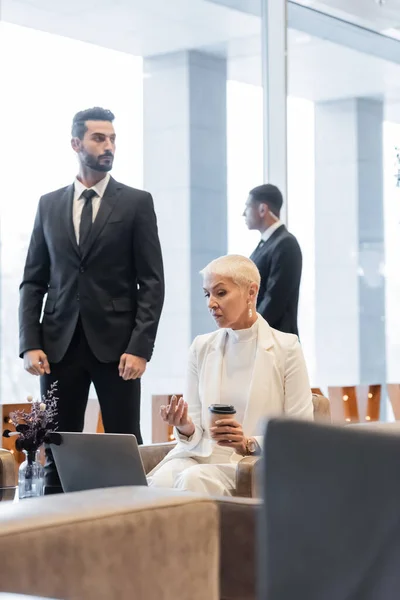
[3,382,58,453]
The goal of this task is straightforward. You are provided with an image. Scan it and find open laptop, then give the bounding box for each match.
[50,432,148,493]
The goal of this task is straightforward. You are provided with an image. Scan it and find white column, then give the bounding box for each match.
[314,98,386,390]
[261,0,288,223]
[140,50,228,441]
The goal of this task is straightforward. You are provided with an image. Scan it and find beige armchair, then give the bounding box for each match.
[140,442,260,498]
[141,394,331,499]
[0,487,220,600]
[0,448,16,488]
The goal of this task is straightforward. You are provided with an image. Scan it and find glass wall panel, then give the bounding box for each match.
[0,22,142,405]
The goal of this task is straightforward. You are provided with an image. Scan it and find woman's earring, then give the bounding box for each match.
[248,303,253,319]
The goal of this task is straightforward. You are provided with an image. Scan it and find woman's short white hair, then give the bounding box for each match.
[200,254,261,289]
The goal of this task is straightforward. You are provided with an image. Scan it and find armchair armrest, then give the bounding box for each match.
[312,393,331,423]
[139,442,176,474]
[217,497,261,600]
[235,456,262,498]
[0,448,17,488]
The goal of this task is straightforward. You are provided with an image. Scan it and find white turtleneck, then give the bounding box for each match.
[220,318,259,425]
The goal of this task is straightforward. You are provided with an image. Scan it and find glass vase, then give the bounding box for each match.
[18,449,44,499]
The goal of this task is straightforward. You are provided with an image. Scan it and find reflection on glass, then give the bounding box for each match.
[294,0,400,40]
[384,121,400,383]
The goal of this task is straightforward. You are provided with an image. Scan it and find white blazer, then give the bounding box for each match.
[161,315,313,465]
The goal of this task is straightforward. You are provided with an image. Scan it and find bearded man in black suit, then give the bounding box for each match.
[19,107,165,492]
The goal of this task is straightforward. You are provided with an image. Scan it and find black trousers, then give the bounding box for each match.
[41,319,142,493]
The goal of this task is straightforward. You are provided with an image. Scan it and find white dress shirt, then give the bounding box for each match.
[220,319,258,425]
[260,219,283,243]
[73,173,110,243]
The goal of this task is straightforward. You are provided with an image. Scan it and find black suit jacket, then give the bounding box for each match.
[250,225,302,336]
[19,177,164,363]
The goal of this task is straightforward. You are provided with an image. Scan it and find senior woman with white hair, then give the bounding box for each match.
[148,254,313,496]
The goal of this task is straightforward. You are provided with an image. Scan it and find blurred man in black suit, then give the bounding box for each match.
[244,184,302,336]
[19,107,164,491]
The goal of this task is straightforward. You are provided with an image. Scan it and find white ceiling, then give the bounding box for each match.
[2,0,400,121]
[1,0,260,56]
[224,30,400,103]
[295,0,400,35]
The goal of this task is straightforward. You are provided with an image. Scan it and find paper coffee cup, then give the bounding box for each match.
[209,404,236,428]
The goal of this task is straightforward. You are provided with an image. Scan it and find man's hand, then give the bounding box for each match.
[118,354,147,380]
[23,349,51,376]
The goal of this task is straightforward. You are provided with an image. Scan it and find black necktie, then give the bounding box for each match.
[250,239,264,261]
[79,189,97,251]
